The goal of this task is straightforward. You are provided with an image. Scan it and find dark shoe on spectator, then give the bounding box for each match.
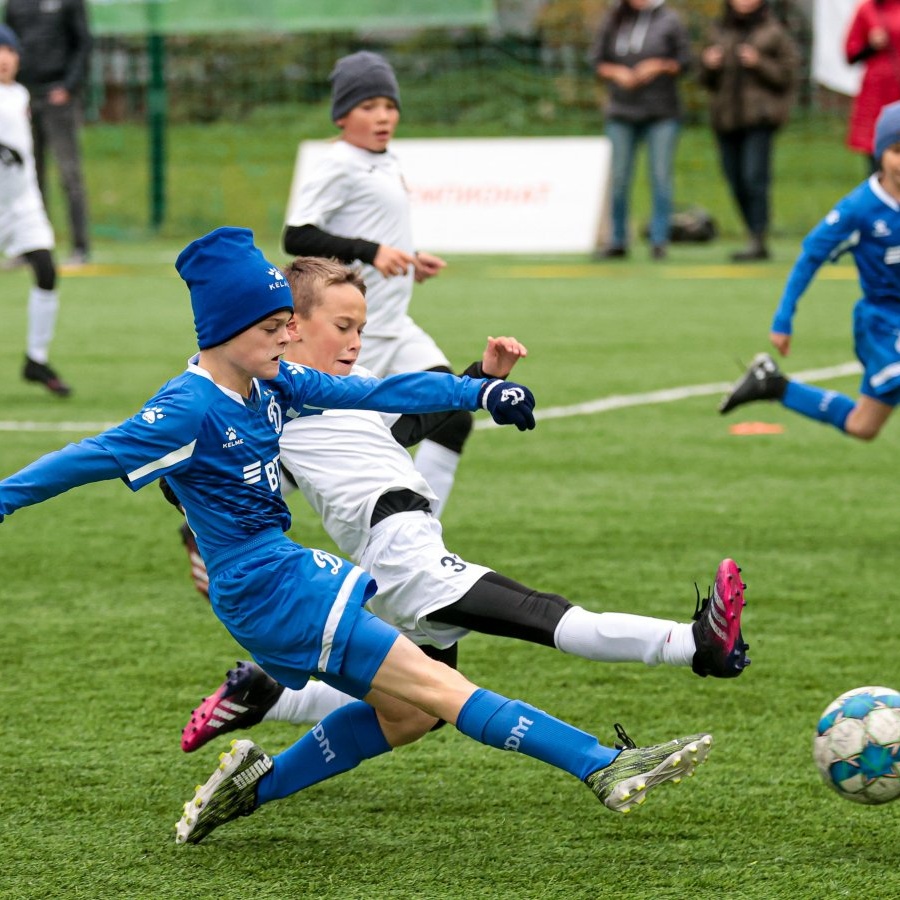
[730,234,769,262]
[63,250,90,268]
[592,246,628,261]
[22,356,72,397]
[651,245,667,260]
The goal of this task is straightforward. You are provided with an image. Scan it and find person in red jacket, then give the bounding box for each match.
[846,0,900,172]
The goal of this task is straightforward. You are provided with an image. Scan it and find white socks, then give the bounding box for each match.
[264,678,354,724]
[413,439,461,518]
[553,606,696,667]
[26,286,59,364]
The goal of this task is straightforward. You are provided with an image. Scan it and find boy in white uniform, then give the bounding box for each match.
[0,25,71,397]
[178,257,751,753]
[283,51,464,517]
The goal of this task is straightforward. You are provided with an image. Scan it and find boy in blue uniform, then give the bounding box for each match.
[0,227,713,845]
[720,101,900,440]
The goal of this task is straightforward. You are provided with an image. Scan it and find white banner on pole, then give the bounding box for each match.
[812,0,862,96]
[288,136,612,254]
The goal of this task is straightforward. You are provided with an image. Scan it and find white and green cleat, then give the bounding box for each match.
[586,729,712,814]
[175,738,273,844]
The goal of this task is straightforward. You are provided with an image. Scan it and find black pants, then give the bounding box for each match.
[715,126,775,236]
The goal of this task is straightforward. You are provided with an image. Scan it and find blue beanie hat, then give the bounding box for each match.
[874,101,900,164]
[176,227,294,350]
[0,24,21,53]
[330,51,401,122]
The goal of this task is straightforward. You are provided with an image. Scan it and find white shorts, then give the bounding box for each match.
[358,317,451,378]
[0,203,54,258]
[360,510,492,649]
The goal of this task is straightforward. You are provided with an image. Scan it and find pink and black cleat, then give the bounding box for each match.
[691,558,750,678]
[181,661,285,753]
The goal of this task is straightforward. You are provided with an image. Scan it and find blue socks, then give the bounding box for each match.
[782,381,854,432]
[256,701,390,804]
[256,689,620,803]
[456,689,618,781]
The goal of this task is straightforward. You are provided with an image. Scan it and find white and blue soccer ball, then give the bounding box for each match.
[813,686,900,805]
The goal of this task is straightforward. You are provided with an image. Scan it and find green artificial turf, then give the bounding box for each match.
[2,243,898,899]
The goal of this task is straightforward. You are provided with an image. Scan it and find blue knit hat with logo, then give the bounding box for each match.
[874,101,900,164]
[0,24,21,53]
[175,227,293,350]
[330,51,401,122]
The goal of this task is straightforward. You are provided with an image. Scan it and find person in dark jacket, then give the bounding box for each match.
[4,0,92,265]
[699,0,798,261]
[589,0,691,260]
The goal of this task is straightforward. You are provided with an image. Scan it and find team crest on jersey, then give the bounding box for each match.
[222,426,244,449]
[312,549,343,575]
[873,219,892,237]
[140,406,165,424]
[825,209,840,226]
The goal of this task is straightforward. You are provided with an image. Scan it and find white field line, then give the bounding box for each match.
[0,361,862,434]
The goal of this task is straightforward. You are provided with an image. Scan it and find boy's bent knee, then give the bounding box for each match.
[376,705,438,746]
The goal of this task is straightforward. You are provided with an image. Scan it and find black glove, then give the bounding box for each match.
[478,379,536,431]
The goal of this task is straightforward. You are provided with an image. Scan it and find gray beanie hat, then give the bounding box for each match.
[330,51,401,122]
[874,100,900,165]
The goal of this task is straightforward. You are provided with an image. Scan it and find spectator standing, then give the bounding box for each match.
[845,0,900,173]
[589,0,691,260]
[699,0,799,262]
[4,0,91,265]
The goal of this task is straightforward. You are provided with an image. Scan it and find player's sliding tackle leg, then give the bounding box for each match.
[175,617,713,844]
[182,560,748,754]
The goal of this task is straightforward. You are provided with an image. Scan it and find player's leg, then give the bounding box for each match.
[431,562,748,677]
[370,632,712,813]
[842,395,893,439]
[21,248,71,397]
[177,612,711,843]
[365,513,747,677]
[181,644,458,752]
[721,302,899,437]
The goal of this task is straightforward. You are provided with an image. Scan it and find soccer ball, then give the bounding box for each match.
[813,686,900,805]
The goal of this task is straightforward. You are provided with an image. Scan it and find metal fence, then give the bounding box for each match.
[87,1,820,133]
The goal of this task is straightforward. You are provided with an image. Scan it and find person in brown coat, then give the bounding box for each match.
[699,0,799,261]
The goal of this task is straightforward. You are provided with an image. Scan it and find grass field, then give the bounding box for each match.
[3,240,900,899]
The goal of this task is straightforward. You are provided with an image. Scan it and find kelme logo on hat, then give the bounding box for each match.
[176,227,294,349]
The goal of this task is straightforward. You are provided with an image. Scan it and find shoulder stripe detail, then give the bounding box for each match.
[318,565,366,671]
[126,440,197,483]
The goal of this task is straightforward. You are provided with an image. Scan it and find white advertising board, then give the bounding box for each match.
[287,136,611,254]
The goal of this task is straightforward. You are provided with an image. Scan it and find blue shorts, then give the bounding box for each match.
[854,299,900,405]
[209,536,398,693]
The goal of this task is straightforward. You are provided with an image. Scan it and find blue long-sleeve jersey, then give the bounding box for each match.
[772,175,900,335]
[0,360,485,568]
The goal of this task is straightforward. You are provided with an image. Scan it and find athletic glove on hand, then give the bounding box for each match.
[478,379,536,431]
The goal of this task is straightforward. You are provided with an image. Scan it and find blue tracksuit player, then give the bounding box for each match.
[720,100,900,440]
[0,226,716,846]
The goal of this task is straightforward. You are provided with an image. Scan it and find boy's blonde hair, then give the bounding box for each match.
[282,257,366,319]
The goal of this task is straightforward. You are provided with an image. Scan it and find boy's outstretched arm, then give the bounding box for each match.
[0,438,124,523]
[292,367,536,431]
